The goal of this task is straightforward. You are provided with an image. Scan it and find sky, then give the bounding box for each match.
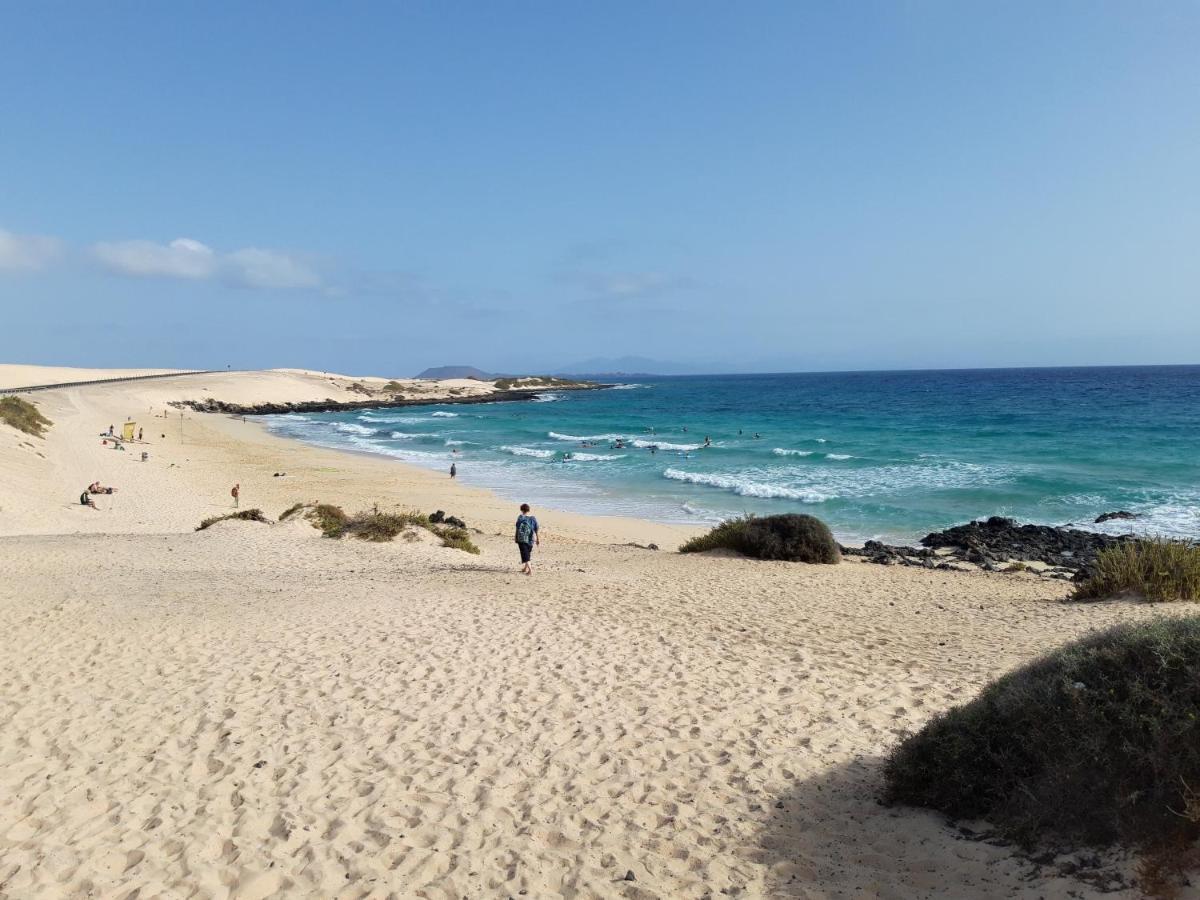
[1,2,1198,376]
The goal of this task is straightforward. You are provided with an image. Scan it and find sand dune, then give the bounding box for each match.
[0,367,1173,897]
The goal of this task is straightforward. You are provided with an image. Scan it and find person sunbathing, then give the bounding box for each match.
[80,491,97,508]
[89,482,116,494]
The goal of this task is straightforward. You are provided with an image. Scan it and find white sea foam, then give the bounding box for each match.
[431,411,459,418]
[773,448,814,457]
[500,446,556,458]
[631,439,701,451]
[609,383,646,390]
[344,436,448,460]
[825,453,854,460]
[334,422,375,435]
[548,431,624,442]
[570,452,625,461]
[389,431,438,440]
[358,413,429,425]
[533,393,563,402]
[444,439,468,446]
[663,468,831,502]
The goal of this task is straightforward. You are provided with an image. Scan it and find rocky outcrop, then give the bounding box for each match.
[428,510,466,529]
[1095,510,1138,524]
[843,516,1134,581]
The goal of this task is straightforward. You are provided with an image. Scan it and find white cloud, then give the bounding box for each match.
[92,238,216,279]
[92,237,320,291]
[224,248,321,290]
[0,228,63,270]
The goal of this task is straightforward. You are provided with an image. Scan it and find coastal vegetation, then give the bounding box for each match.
[0,396,52,437]
[1073,538,1200,602]
[196,509,270,530]
[492,376,593,391]
[884,617,1200,883]
[680,514,840,564]
[282,502,479,553]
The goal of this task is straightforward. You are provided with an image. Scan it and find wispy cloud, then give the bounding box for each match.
[0,228,63,271]
[92,238,216,279]
[558,267,695,302]
[224,248,322,290]
[91,237,321,290]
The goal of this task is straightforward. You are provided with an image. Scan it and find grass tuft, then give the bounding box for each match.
[1073,538,1200,602]
[279,501,308,521]
[883,616,1200,854]
[289,501,478,552]
[0,396,52,438]
[680,514,840,564]
[196,509,270,531]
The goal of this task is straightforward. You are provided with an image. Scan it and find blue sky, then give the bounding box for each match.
[1,2,1197,375]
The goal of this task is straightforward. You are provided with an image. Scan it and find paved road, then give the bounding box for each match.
[0,370,219,395]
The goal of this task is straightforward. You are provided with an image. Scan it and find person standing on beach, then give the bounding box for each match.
[231,483,240,509]
[450,462,457,479]
[515,503,539,575]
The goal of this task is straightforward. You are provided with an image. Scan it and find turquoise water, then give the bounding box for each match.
[260,366,1200,544]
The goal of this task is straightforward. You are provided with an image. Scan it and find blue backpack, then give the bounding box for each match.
[515,515,534,544]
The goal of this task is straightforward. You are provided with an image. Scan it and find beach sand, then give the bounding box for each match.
[0,368,1178,897]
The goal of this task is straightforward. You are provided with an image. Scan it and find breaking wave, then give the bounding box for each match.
[500,446,556,458]
[773,448,814,457]
[548,431,624,442]
[334,422,375,435]
[663,468,831,502]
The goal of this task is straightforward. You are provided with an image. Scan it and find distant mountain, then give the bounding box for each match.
[415,365,493,380]
[555,356,702,376]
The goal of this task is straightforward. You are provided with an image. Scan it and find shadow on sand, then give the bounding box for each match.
[755,756,1135,899]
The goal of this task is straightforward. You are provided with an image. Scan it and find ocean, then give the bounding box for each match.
[259,366,1200,544]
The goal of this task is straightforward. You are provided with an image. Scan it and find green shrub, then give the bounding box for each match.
[1074,539,1200,602]
[291,501,478,552]
[306,503,350,537]
[432,524,480,554]
[883,616,1200,851]
[679,514,840,564]
[383,380,405,394]
[0,396,52,437]
[341,510,428,542]
[196,509,270,530]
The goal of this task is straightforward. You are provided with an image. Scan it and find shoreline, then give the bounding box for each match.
[0,365,1178,897]
[0,367,694,547]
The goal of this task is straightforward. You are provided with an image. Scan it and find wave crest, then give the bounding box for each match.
[500,446,555,458]
[663,468,830,502]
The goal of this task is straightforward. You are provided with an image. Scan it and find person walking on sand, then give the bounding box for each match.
[450,462,457,479]
[514,503,540,575]
[231,483,240,509]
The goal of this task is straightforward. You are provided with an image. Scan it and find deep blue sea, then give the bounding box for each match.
[260,366,1200,544]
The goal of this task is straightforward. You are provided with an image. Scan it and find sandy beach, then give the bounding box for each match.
[0,367,1183,898]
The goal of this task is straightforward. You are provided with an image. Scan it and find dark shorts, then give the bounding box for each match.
[517,541,533,563]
